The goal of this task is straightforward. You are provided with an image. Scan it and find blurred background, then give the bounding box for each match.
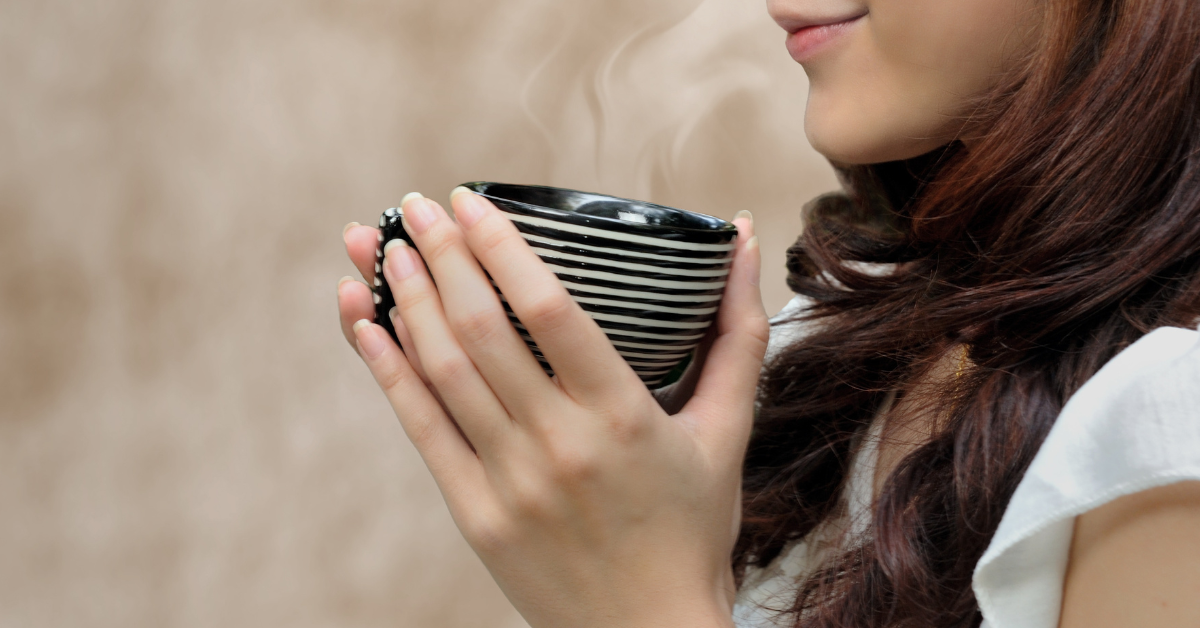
[0,0,836,626]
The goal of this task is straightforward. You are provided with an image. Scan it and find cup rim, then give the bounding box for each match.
[461,181,738,240]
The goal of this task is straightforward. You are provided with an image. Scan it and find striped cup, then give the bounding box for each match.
[373,182,737,388]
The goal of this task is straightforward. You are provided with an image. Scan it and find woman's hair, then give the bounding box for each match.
[733,0,1200,626]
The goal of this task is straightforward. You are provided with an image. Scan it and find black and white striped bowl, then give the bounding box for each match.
[373,182,737,388]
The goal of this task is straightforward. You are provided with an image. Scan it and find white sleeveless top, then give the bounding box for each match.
[733,296,1200,628]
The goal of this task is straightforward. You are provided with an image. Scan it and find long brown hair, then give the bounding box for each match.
[733,0,1200,626]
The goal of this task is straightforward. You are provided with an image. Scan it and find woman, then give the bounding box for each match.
[337,0,1200,626]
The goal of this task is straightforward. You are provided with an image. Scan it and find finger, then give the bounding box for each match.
[383,237,515,458]
[338,276,431,393]
[398,194,561,416]
[684,213,769,455]
[344,222,383,284]
[342,220,428,382]
[389,305,463,422]
[388,306,431,386]
[450,188,642,402]
[338,276,377,352]
[352,319,487,504]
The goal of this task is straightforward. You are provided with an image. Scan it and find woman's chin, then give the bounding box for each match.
[804,101,956,165]
[805,132,876,166]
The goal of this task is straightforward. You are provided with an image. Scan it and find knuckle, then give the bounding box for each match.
[506,473,554,519]
[473,222,516,260]
[375,359,414,394]
[417,225,459,263]
[452,307,507,348]
[395,283,436,313]
[402,409,439,449]
[462,512,515,556]
[521,294,576,335]
[427,354,474,390]
[546,442,599,486]
[744,314,771,352]
[608,413,651,446]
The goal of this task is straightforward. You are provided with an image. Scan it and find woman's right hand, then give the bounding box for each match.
[334,191,767,628]
[338,217,721,414]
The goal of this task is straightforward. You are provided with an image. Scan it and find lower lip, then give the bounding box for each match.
[786,15,865,62]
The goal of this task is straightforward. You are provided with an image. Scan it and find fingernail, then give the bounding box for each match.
[734,210,753,224]
[385,241,419,281]
[388,306,398,321]
[383,238,407,257]
[401,192,424,206]
[452,189,485,228]
[338,275,356,289]
[353,319,387,359]
[342,221,361,239]
[745,236,760,287]
[402,197,437,235]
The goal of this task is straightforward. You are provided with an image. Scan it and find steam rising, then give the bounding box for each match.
[518,0,775,198]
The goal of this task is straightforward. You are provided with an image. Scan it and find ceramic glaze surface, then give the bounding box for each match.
[374,182,737,387]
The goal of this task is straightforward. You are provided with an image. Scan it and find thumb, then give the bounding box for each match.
[683,212,769,458]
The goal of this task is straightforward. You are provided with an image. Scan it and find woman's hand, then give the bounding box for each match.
[337,189,768,628]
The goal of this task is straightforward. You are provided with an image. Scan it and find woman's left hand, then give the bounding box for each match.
[337,189,768,628]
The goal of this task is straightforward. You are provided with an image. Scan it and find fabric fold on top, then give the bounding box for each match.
[973,325,1200,628]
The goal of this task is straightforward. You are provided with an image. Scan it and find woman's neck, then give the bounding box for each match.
[871,344,970,499]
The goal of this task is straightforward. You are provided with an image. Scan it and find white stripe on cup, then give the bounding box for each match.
[518,330,697,354]
[532,249,730,278]
[632,368,675,376]
[610,338,699,351]
[617,349,692,361]
[501,293,717,316]
[520,233,731,266]
[544,263,726,291]
[509,318,705,341]
[625,359,686,369]
[511,308,710,330]
[491,278,723,304]
[570,295,718,316]
[556,280,722,303]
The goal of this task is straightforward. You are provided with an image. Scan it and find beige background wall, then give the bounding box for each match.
[0,0,837,626]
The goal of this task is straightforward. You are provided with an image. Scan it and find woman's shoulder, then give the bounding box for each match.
[973,324,1200,628]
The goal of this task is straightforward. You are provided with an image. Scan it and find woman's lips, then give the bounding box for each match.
[785,14,866,62]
